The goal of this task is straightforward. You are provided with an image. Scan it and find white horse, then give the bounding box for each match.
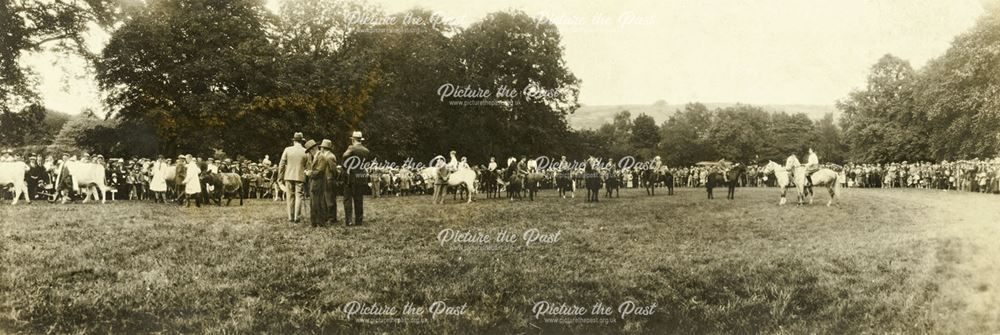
[0,161,30,205]
[420,166,477,203]
[803,168,842,206]
[762,160,793,205]
[55,161,110,204]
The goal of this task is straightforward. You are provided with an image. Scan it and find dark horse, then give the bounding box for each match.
[524,172,544,201]
[604,170,621,198]
[504,169,524,201]
[706,164,746,199]
[205,172,244,206]
[585,167,602,202]
[556,169,574,199]
[481,169,501,199]
[641,168,675,196]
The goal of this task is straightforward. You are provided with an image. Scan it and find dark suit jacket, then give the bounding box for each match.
[310,150,338,188]
[342,143,370,188]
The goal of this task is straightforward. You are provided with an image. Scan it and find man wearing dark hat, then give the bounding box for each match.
[308,139,338,227]
[278,132,311,223]
[342,131,370,226]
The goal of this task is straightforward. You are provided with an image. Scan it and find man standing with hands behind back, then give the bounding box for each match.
[279,132,311,223]
[342,131,370,226]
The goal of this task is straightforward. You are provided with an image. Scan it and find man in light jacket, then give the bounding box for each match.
[278,132,311,223]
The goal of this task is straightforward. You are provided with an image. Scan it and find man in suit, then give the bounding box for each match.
[278,132,311,223]
[26,155,48,200]
[174,155,187,204]
[342,131,370,226]
[303,139,322,226]
[309,139,338,227]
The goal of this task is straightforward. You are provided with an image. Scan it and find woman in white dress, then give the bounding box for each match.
[183,155,202,207]
[150,155,168,202]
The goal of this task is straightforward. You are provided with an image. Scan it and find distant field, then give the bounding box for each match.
[1,187,997,334]
[568,103,839,129]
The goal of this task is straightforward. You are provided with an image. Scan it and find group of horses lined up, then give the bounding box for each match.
[414,165,678,203]
[2,159,842,207]
[422,161,841,207]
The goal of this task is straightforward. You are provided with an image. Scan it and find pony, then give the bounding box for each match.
[205,172,244,206]
[505,171,523,201]
[585,168,602,202]
[641,167,674,196]
[706,164,745,200]
[603,170,621,198]
[555,169,574,199]
[789,164,808,205]
[420,166,476,203]
[762,161,794,205]
[802,167,842,206]
[524,172,545,201]
[54,161,110,204]
[0,161,30,205]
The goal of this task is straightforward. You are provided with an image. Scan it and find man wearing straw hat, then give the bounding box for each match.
[278,132,311,223]
[342,131,370,226]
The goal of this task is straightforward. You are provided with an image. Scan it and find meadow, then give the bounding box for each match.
[1,186,998,334]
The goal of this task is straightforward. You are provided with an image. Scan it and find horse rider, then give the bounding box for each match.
[804,148,820,186]
[459,156,470,170]
[517,155,529,176]
[715,158,731,182]
[488,157,498,171]
[446,150,459,171]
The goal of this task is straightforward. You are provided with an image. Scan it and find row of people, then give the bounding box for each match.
[4,148,998,205]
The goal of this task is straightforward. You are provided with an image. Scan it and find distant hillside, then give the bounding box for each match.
[568,103,840,129]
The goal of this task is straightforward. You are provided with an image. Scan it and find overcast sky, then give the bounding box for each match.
[23,0,991,115]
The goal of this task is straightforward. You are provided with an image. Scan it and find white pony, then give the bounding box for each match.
[419,166,477,204]
[762,160,793,205]
[55,161,110,204]
[0,161,30,205]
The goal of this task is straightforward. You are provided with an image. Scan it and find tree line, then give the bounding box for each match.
[577,105,846,165]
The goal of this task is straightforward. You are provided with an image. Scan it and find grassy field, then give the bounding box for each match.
[1,186,998,334]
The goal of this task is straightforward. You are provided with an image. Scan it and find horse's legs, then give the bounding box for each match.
[466,183,473,203]
[10,186,20,205]
[827,186,835,206]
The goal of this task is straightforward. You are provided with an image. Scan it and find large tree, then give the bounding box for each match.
[838,54,932,163]
[658,103,715,165]
[708,105,770,163]
[453,10,580,161]
[629,113,661,160]
[914,11,1000,160]
[97,0,282,157]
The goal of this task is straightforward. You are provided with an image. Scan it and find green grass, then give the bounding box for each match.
[1,187,998,334]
